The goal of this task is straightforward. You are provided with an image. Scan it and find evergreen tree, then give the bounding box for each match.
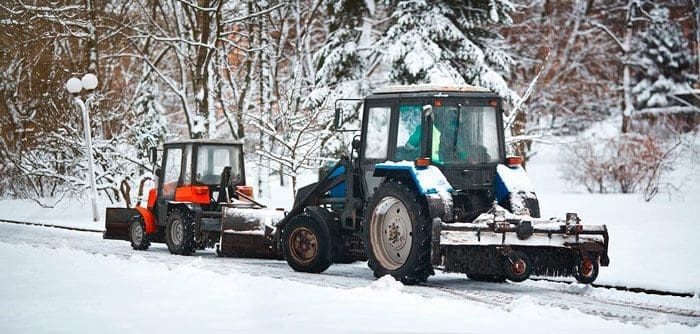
[632,7,696,109]
[309,0,370,108]
[377,0,517,102]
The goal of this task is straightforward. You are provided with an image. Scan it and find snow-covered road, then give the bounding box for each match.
[0,223,697,333]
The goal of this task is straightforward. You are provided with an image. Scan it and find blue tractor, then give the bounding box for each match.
[276,85,610,284]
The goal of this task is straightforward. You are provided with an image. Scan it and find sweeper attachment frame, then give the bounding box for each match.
[275,85,610,284]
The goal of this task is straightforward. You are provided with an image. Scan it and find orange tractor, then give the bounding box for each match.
[104,139,282,258]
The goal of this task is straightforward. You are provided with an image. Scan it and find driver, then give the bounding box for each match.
[404,122,443,164]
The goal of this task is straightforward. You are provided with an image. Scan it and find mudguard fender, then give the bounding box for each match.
[374,162,454,221]
[494,164,540,217]
[135,206,157,234]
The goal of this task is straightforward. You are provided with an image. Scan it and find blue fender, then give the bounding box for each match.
[373,162,454,221]
[494,164,540,217]
[328,165,346,198]
[374,162,454,195]
[494,164,535,203]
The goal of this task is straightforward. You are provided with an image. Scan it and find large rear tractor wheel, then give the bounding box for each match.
[502,251,532,282]
[282,215,333,273]
[363,180,433,285]
[165,210,196,255]
[129,217,150,251]
[572,254,599,284]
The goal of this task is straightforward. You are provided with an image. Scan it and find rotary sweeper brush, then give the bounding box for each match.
[273,85,610,284]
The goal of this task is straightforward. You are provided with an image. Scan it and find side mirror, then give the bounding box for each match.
[334,107,343,130]
[333,98,363,132]
[148,147,158,165]
[154,168,161,178]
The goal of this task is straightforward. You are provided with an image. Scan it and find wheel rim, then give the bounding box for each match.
[289,227,318,265]
[579,258,594,277]
[171,219,183,246]
[370,196,413,271]
[510,258,527,276]
[131,223,143,245]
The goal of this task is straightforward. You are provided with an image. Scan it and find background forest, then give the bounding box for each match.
[0,0,697,205]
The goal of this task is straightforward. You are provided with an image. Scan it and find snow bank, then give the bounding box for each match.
[0,198,109,230]
[0,242,694,333]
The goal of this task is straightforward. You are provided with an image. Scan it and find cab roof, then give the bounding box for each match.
[164,139,244,146]
[373,84,491,94]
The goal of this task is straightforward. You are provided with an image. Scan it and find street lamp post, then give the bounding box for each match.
[66,73,100,222]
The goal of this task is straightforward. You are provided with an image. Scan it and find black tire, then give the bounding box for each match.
[501,192,540,218]
[572,254,599,284]
[303,207,349,264]
[502,251,532,282]
[282,214,333,273]
[363,180,434,285]
[165,209,196,255]
[466,273,506,283]
[129,216,150,251]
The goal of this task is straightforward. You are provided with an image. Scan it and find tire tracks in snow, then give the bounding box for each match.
[1,221,698,327]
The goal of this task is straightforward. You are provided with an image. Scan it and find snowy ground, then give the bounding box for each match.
[0,224,697,333]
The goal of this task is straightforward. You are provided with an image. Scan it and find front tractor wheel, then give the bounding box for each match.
[129,217,150,251]
[165,210,196,255]
[363,181,433,285]
[572,254,599,284]
[282,215,333,273]
[502,250,532,282]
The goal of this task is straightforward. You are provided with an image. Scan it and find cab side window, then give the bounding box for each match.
[364,107,391,160]
[162,148,182,198]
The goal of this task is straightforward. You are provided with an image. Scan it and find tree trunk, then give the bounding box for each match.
[621,3,634,134]
[511,109,530,167]
[193,0,212,139]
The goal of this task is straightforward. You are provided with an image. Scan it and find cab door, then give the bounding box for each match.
[359,97,394,198]
[156,145,185,225]
[392,97,431,162]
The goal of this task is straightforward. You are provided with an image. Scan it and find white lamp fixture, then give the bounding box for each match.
[81,73,98,90]
[66,77,83,94]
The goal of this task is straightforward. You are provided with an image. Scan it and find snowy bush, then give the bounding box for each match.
[561,132,686,201]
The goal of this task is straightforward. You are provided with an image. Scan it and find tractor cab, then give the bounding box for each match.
[155,140,247,220]
[355,85,510,221]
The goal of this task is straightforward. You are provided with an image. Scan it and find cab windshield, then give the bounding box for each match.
[395,104,500,165]
[195,145,242,185]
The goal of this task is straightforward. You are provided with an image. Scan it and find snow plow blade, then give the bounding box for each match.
[103,208,139,241]
[432,206,610,279]
[217,206,284,259]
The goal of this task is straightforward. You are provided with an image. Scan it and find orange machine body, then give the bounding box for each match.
[147,188,157,209]
[135,206,157,234]
[174,185,211,205]
[139,186,209,234]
